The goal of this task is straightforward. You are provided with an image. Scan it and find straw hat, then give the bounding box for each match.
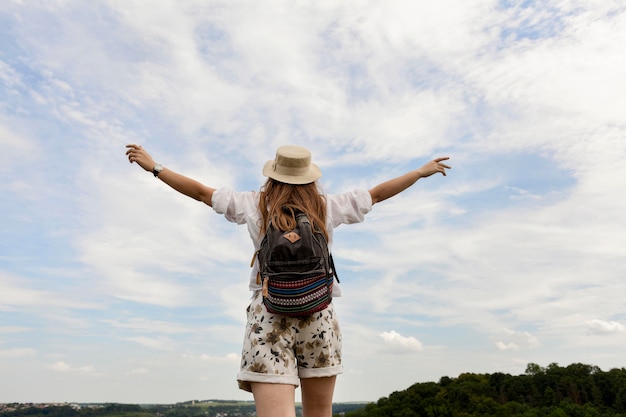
[263,145,322,185]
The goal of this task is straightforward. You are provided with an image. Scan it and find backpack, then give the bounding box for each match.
[256,209,338,317]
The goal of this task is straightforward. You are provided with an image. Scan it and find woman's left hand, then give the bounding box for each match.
[418,157,451,177]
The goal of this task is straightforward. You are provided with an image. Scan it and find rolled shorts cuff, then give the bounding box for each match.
[237,371,300,392]
[299,364,343,379]
[237,365,343,392]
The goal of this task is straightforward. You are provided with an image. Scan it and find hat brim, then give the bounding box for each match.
[262,160,322,185]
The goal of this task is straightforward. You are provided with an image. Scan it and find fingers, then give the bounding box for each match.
[435,157,450,166]
[433,157,451,176]
[434,157,451,167]
[125,144,144,163]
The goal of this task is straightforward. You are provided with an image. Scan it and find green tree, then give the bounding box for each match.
[343,363,626,417]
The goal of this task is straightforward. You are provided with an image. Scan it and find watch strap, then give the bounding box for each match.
[152,163,164,177]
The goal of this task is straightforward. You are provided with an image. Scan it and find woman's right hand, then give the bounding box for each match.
[125,144,156,173]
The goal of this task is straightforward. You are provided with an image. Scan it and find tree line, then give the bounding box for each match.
[345,362,626,417]
[0,404,147,417]
[0,401,365,417]
[4,363,625,417]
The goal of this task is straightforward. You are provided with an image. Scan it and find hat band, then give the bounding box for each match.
[272,161,311,177]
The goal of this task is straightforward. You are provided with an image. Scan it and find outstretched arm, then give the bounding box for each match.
[369,157,451,205]
[125,144,215,207]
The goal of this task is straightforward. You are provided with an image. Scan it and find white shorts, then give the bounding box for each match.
[237,291,343,392]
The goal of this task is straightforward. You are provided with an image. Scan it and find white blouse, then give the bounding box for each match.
[211,187,373,296]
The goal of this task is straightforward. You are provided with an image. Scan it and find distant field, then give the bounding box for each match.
[0,401,369,417]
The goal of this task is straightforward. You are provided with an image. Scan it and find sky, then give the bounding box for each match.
[1,0,625,406]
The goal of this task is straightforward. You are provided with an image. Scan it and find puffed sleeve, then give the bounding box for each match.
[326,189,373,228]
[211,187,259,225]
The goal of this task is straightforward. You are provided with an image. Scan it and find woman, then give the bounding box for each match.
[125,144,450,417]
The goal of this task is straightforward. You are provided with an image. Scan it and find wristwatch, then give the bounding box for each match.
[152,163,164,177]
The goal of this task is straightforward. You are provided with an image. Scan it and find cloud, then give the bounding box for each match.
[102,317,195,334]
[493,329,541,352]
[182,353,240,363]
[48,361,97,374]
[125,336,175,351]
[0,348,36,358]
[0,120,36,163]
[0,59,23,87]
[586,319,625,335]
[495,342,518,351]
[0,326,29,334]
[499,329,541,350]
[379,330,423,353]
[127,368,149,375]
[505,186,544,201]
[0,273,98,311]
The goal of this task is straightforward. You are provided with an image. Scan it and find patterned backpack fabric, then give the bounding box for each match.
[256,210,338,317]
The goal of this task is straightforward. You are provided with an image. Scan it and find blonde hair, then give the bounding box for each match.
[259,179,328,240]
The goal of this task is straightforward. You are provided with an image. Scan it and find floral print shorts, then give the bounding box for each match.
[237,291,343,392]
